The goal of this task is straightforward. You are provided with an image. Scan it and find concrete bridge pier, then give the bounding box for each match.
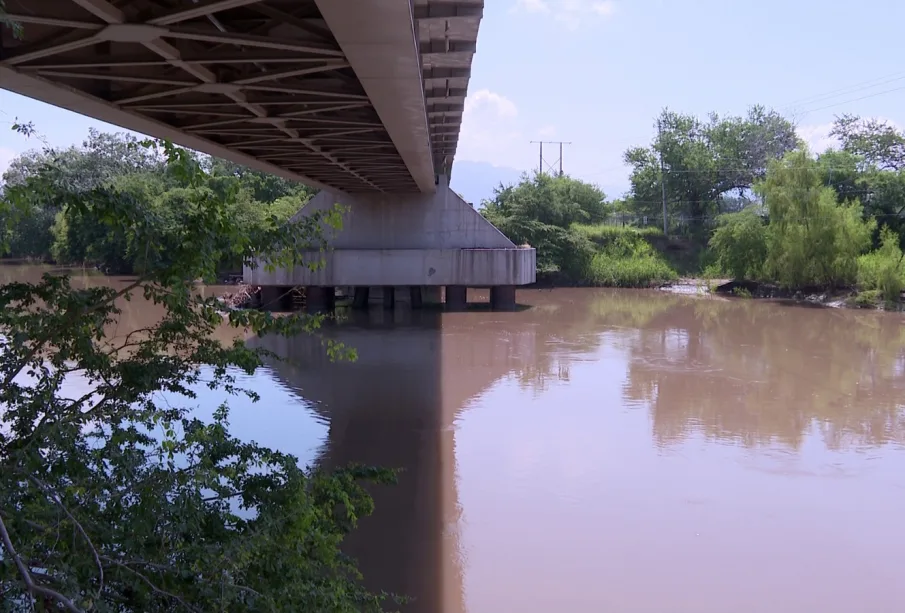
[490,286,518,311]
[305,286,335,313]
[445,286,467,311]
[245,178,536,313]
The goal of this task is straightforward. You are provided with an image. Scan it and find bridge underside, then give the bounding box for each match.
[0,0,480,193]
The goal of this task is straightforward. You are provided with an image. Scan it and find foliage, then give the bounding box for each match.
[574,224,678,287]
[572,223,664,242]
[857,226,905,302]
[623,106,799,235]
[0,135,396,612]
[759,150,875,288]
[708,208,768,280]
[585,251,677,287]
[831,114,905,171]
[824,118,905,243]
[0,131,314,273]
[481,172,606,279]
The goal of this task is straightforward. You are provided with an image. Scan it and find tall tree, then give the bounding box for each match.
[831,114,905,171]
[759,150,874,288]
[624,106,800,235]
[827,116,905,243]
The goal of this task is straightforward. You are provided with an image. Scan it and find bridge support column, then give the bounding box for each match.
[445,286,467,311]
[490,285,517,311]
[409,286,423,309]
[382,286,395,310]
[260,286,291,311]
[352,287,370,310]
[421,286,442,306]
[306,286,334,313]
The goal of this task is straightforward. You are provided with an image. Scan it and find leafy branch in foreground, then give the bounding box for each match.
[0,137,396,612]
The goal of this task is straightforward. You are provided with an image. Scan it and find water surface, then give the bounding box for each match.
[8,264,905,613]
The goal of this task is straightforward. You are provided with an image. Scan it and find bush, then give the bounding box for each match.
[858,226,905,302]
[572,223,664,243]
[586,252,678,287]
[758,150,876,288]
[575,224,678,286]
[708,209,767,280]
[480,172,607,280]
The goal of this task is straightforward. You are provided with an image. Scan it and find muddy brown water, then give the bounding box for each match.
[6,264,905,613]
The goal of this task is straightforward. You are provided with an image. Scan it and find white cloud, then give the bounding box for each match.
[514,0,617,28]
[591,0,617,16]
[796,123,838,154]
[458,90,532,169]
[465,89,518,118]
[517,0,548,12]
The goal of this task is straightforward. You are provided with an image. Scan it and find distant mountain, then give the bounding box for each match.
[450,160,524,207]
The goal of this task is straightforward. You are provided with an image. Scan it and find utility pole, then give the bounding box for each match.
[530,141,572,176]
[657,119,668,235]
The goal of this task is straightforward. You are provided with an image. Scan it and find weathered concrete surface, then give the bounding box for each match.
[244,179,536,288]
[246,248,535,287]
[294,180,515,249]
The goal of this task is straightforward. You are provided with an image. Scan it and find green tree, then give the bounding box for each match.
[2,131,313,273]
[760,149,875,288]
[709,208,768,280]
[831,114,905,171]
[624,106,800,236]
[480,172,606,278]
[828,116,905,243]
[206,158,315,204]
[0,136,395,612]
[857,226,905,302]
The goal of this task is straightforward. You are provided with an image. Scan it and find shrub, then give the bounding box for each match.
[857,226,905,302]
[576,224,678,287]
[708,209,767,280]
[586,252,677,287]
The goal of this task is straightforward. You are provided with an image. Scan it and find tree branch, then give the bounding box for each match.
[101,556,201,613]
[28,476,104,603]
[0,512,85,613]
[1,276,148,389]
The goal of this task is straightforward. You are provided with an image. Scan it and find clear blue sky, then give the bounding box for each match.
[3,0,905,197]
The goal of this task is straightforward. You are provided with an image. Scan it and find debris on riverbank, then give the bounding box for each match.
[658,278,905,311]
[218,283,260,309]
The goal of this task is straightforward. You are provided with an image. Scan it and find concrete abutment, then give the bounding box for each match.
[245,177,535,313]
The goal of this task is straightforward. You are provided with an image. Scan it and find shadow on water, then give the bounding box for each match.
[252,309,461,613]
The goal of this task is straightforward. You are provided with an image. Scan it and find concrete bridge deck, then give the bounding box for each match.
[1,0,536,308]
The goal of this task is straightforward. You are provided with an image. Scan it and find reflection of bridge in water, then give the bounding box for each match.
[251,305,548,612]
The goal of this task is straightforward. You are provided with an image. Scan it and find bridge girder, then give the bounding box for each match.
[0,0,483,193]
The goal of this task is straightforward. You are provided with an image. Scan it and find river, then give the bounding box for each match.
[6,264,905,613]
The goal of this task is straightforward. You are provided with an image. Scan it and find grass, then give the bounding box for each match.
[572,223,679,287]
[573,223,665,242]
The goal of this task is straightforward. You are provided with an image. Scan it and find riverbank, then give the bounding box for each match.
[532,225,905,311]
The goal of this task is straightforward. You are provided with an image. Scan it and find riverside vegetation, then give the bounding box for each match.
[478,107,905,308]
[0,127,399,611]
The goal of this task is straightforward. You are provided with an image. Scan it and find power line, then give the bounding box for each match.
[781,71,905,111]
[796,84,905,116]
